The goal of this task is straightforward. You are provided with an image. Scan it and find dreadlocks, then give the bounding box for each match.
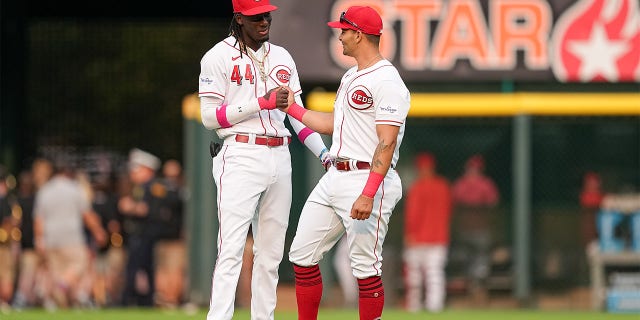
[229,14,247,57]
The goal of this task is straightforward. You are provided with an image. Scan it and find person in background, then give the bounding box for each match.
[119,148,164,307]
[154,159,186,308]
[33,160,108,309]
[578,171,604,285]
[580,171,604,247]
[451,154,499,297]
[0,166,18,312]
[402,152,452,313]
[31,158,54,192]
[12,170,39,310]
[332,235,358,309]
[13,158,53,309]
[75,169,101,308]
[91,173,125,307]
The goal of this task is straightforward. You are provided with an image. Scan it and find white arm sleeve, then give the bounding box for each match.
[200,96,261,130]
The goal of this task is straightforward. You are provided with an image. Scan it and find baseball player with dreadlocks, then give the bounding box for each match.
[198,0,329,319]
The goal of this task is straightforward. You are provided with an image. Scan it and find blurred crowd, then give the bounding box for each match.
[399,152,501,312]
[2,148,621,314]
[0,148,186,312]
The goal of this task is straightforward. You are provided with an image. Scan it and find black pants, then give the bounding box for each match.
[121,235,156,306]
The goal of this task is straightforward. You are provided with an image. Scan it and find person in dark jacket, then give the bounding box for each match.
[119,148,164,307]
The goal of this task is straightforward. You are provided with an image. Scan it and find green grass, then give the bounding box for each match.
[2,308,639,320]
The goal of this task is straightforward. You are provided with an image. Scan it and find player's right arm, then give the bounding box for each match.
[279,87,334,134]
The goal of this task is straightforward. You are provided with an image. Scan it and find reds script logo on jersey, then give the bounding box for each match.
[269,65,291,85]
[551,0,640,82]
[347,85,373,110]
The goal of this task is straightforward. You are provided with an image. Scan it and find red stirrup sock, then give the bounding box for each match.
[358,276,385,320]
[293,264,323,320]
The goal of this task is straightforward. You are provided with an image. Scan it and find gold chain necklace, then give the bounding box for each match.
[247,43,268,82]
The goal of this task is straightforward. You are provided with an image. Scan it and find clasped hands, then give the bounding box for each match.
[259,85,295,111]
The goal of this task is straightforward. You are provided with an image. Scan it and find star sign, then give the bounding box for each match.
[568,23,629,81]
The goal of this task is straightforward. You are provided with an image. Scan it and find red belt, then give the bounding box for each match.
[333,159,371,171]
[235,134,291,147]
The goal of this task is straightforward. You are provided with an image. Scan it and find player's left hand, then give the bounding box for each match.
[350,195,374,220]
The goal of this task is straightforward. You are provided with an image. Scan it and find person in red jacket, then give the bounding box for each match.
[579,171,604,246]
[451,154,499,295]
[578,171,604,285]
[403,152,452,312]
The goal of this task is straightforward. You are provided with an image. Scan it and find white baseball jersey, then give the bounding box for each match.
[289,60,410,280]
[330,60,410,166]
[199,36,302,139]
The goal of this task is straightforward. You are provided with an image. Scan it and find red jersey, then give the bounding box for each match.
[452,174,499,206]
[404,175,452,245]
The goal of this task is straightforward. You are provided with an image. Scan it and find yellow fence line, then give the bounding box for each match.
[306,92,640,116]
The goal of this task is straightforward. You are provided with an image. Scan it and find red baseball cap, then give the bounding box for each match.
[232,0,278,16]
[327,6,383,35]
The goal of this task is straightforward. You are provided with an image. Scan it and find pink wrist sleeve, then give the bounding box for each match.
[287,103,307,122]
[258,92,277,110]
[362,171,384,198]
[216,104,232,128]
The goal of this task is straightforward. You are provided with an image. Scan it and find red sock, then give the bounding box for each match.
[293,264,323,320]
[358,276,384,320]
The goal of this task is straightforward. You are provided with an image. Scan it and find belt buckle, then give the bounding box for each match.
[334,158,350,171]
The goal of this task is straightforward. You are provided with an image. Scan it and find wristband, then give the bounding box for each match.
[258,94,276,110]
[215,104,232,128]
[318,147,328,159]
[287,103,307,122]
[362,171,384,198]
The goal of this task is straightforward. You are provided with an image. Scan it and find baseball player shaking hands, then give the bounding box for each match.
[279,6,410,320]
[198,0,328,319]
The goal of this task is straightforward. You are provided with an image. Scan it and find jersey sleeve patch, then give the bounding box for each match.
[377,105,399,115]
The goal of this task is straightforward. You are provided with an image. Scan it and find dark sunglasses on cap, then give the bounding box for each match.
[340,11,361,31]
